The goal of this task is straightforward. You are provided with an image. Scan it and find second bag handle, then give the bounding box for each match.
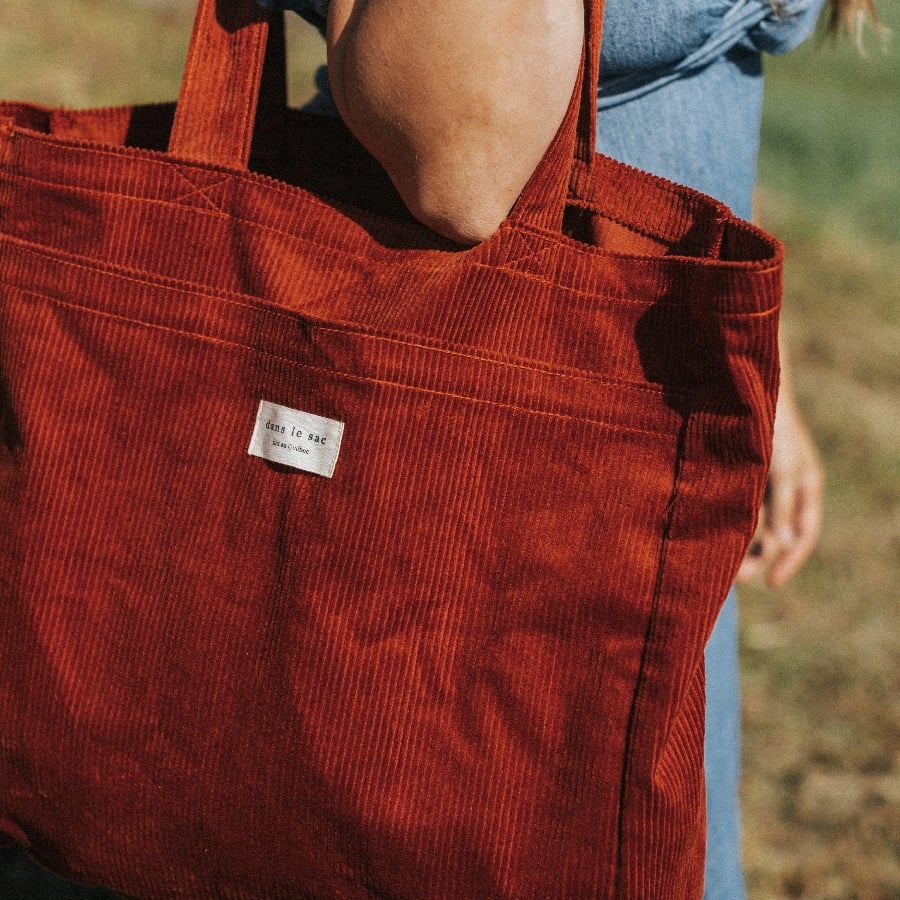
[169,0,282,169]
[168,0,604,234]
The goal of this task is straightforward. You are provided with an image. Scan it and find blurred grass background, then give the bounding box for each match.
[747,6,899,897]
[0,2,897,897]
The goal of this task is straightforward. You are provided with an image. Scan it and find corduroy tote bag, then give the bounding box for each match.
[0,0,781,896]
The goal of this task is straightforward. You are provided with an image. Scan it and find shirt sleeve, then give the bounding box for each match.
[745,0,828,55]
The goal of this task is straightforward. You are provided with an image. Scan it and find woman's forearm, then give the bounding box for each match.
[326,0,583,244]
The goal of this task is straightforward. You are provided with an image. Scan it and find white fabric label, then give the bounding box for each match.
[248,400,344,478]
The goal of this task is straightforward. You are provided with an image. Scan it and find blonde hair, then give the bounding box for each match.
[825,0,884,40]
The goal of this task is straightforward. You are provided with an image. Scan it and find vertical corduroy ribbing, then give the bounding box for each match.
[0,0,780,894]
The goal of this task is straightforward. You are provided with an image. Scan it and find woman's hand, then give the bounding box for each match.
[738,345,824,587]
[325,0,583,244]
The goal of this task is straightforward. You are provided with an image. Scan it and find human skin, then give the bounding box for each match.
[325,0,584,245]
[737,337,825,587]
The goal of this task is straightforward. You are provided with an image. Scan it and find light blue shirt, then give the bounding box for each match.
[595,0,825,217]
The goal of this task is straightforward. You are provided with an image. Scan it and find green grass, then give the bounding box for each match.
[747,6,899,896]
[760,5,900,242]
[0,0,325,108]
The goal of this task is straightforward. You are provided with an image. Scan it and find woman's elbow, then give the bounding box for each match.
[400,172,518,246]
[326,0,583,244]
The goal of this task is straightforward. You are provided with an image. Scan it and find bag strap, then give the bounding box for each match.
[169,0,275,168]
[505,0,603,232]
[169,0,604,235]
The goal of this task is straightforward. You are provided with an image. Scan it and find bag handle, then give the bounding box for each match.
[169,0,603,234]
[169,0,281,168]
[505,0,603,231]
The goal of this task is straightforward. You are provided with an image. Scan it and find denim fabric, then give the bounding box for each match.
[703,588,746,900]
[263,0,823,61]
[596,0,825,216]
[596,40,763,217]
[601,0,824,74]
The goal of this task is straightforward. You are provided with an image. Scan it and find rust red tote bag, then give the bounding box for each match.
[0,1,780,897]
